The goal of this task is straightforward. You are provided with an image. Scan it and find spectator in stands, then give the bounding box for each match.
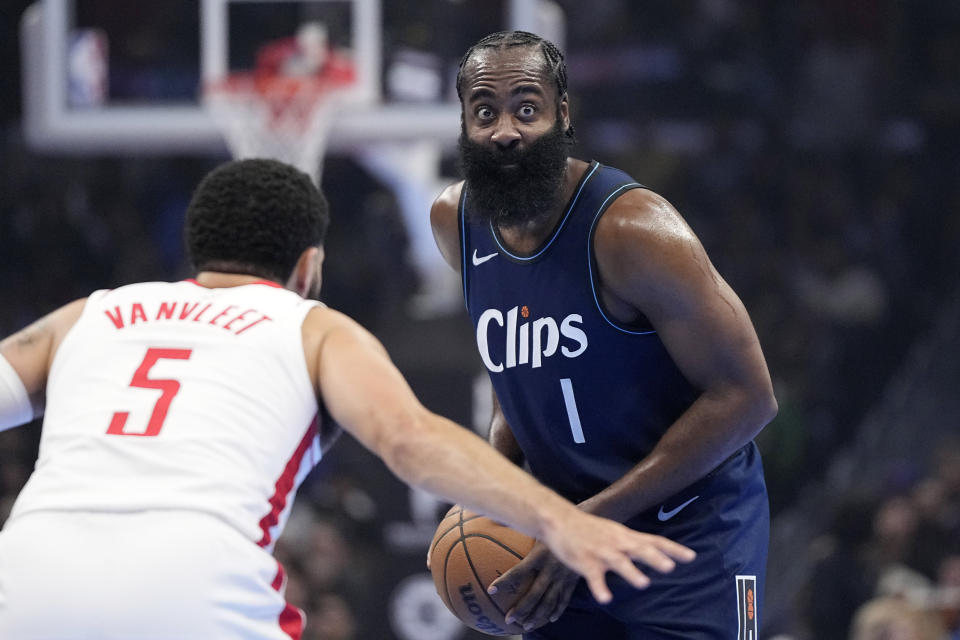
[849,596,945,640]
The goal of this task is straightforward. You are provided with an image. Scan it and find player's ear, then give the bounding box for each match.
[287,246,324,298]
[558,93,570,131]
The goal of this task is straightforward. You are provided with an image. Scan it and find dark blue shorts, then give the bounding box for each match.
[526,443,769,640]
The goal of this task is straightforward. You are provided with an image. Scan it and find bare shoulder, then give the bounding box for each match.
[430,181,465,272]
[596,188,697,256]
[431,181,464,222]
[303,305,380,350]
[597,189,703,270]
[594,188,716,314]
[301,304,386,394]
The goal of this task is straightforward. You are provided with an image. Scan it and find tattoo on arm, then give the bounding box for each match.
[14,326,41,349]
[6,319,48,354]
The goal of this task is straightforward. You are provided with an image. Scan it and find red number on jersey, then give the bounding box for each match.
[107,348,192,437]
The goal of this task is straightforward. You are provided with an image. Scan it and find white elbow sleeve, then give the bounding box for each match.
[0,354,33,431]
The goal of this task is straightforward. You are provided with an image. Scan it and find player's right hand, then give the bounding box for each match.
[489,542,579,632]
[535,511,696,605]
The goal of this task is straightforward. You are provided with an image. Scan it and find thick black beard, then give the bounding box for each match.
[458,122,569,228]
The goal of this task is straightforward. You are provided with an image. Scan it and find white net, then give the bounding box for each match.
[204,73,351,184]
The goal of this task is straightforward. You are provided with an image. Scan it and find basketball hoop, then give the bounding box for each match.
[203,63,355,184]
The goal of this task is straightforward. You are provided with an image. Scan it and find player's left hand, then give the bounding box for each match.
[487,542,580,632]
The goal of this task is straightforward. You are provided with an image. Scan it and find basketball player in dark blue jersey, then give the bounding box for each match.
[430,31,778,639]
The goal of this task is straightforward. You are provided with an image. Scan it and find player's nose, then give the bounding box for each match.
[490,115,521,149]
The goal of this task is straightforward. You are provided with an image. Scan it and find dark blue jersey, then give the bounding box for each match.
[460,161,699,505]
[460,161,769,638]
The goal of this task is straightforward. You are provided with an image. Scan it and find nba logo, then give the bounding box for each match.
[736,575,758,640]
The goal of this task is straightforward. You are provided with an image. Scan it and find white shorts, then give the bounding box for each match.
[0,510,303,639]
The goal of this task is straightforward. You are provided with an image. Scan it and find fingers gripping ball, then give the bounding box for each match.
[430,505,536,636]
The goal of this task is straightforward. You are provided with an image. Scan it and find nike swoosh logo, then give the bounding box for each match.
[472,250,498,266]
[657,495,700,522]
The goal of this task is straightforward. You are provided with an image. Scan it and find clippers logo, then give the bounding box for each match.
[458,583,507,635]
[736,575,758,640]
[476,306,588,372]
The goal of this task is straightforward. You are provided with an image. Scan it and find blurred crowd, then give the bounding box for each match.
[795,441,960,640]
[2,1,959,638]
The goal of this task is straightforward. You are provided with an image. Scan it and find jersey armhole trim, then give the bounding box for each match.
[587,185,659,335]
[458,188,470,312]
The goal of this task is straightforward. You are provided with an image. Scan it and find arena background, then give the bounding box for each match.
[1,2,959,638]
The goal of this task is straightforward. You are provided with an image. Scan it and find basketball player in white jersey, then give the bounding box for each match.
[0,159,694,639]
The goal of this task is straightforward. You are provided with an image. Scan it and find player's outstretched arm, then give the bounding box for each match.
[0,298,86,429]
[307,309,695,603]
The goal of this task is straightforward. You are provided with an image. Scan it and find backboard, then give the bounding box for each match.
[19,0,566,315]
[20,0,566,155]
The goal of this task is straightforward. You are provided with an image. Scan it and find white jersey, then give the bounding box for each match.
[8,279,327,552]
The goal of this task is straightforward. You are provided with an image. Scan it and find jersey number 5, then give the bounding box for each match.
[107,348,193,437]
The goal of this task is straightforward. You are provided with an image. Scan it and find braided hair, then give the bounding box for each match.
[456,31,574,141]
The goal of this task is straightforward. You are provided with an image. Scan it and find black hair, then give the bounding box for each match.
[185,158,329,282]
[456,30,574,141]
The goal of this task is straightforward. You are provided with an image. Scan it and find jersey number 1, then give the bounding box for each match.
[560,378,586,444]
[107,348,192,437]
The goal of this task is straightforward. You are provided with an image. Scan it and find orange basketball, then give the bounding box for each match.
[430,505,537,636]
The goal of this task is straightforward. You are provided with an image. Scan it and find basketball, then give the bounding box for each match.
[430,505,537,636]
